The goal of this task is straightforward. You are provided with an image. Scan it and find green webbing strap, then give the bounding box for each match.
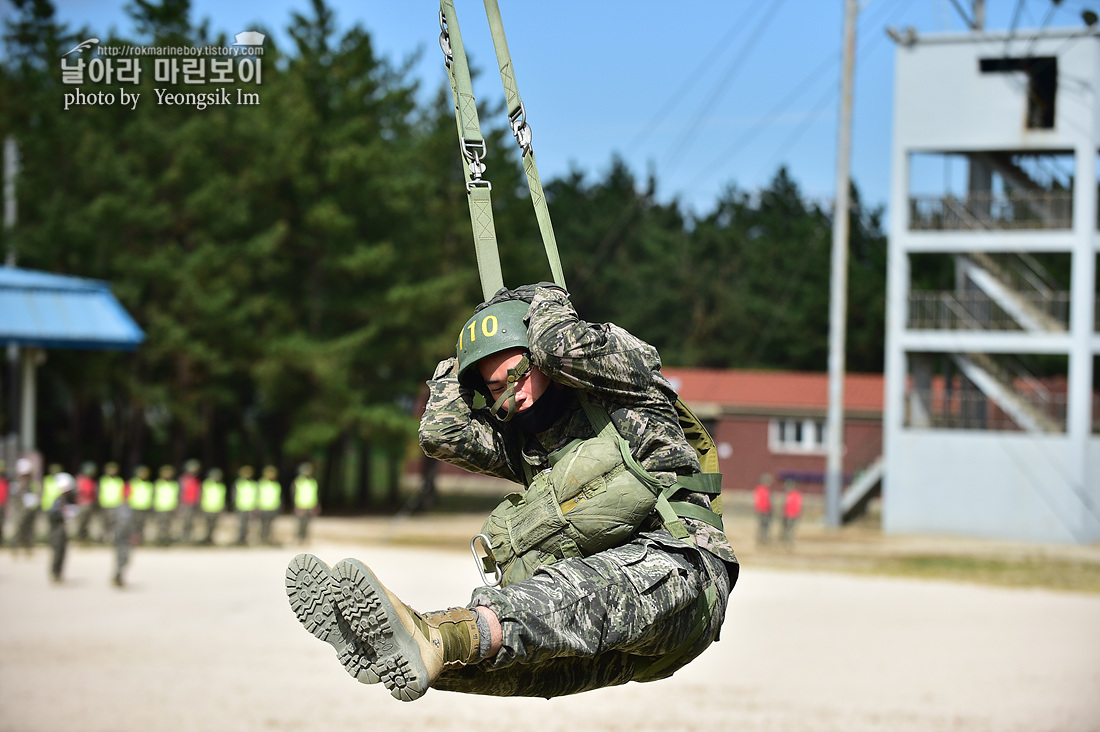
[440,0,504,300]
[481,0,567,291]
[667,500,724,531]
[676,472,723,495]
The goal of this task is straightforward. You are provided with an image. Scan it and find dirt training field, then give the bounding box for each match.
[1,514,1098,732]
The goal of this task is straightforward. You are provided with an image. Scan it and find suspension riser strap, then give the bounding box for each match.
[440,0,503,298]
[480,0,567,291]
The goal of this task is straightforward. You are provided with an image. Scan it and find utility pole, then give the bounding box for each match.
[3,135,16,265]
[4,136,21,463]
[825,0,858,529]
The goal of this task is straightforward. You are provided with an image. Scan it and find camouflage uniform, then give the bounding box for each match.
[420,287,738,698]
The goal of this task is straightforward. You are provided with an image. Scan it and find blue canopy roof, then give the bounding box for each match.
[0,266,145,350]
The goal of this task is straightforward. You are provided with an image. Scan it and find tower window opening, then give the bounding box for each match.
[979,56,1057,130]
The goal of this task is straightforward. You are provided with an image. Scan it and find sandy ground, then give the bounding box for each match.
[1,514,1099,732]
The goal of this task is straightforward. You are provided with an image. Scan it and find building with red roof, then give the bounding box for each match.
[662,368,884,496]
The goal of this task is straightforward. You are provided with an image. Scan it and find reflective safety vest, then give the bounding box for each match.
[294,477,319,510]
[129,479,154,510]
[234,480,258,511]
[41,475,62,513]
[154,479,179,512]
[201,480,227,513]
[99,476,126,508]
[257,478,281,511]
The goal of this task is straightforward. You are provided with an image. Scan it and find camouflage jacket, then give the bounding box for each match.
[419,287,737,567]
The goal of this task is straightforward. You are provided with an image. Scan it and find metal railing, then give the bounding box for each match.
[909,190,1074,230]
[905,378,1068,432]
[908,291,1070,331]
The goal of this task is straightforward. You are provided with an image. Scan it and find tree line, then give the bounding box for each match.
[0,0,888,509]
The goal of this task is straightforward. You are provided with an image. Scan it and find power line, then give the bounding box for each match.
[694,0,913,196]
[658,0,789,179]
[573,1,787,289]
[624,2,764,155]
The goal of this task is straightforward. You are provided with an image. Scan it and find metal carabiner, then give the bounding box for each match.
[470,533,503,587]
[508,103,533,155]
[438,11,453,66]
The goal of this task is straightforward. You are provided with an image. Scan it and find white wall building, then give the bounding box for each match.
[883,27,1100,543]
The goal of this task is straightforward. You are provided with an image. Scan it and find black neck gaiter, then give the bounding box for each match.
[510,384,572,435]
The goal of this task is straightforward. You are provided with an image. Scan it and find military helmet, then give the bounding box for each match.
[134,465,150,480]
[104,461,120,476]
[297,462,313,477]
[184,458,201,474]
[455,300,530,392]
[262,465,278,480]
[55,472,76,493]
[207,467,223,482]
[238,465,254,479]
[80,461,97,476]
[158,464,175,479]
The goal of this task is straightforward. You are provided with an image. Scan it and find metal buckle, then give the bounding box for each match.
[460,137,487,180]
[470,533,502,587]
[508,103,533,154]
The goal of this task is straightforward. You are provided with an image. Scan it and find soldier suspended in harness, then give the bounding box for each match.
[284,0,737,702]
[287,285,738,701]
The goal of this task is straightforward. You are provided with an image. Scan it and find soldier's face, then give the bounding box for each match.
[477,348,550,412]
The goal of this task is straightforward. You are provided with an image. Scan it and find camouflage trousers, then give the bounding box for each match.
[435,530,735,699]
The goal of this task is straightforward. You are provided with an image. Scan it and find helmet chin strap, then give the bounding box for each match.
[490,354,531,422]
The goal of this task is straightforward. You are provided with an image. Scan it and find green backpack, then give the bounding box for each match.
[475,395,724,587]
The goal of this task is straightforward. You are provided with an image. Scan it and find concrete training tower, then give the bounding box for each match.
[883,26,1100,543]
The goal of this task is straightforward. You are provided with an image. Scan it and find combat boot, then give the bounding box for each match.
[330,557,482,702]
[285,554,381,684]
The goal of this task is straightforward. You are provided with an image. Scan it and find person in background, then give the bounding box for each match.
[178,459,202,544]
[234,465,258,546]
[153,465,180,546]
[96,462,126,542]
[753,473,774,545]
[128,465,155,544]
[112,499,135,588]
[199,467,227,546]
[74,461,99,542]
[257,465,282,546]
[10,458,39,556]
[293,462,319,544]
[780,480,803,548]
[47,473,78,584]
[0,459,8,546]
[39,463,63,539]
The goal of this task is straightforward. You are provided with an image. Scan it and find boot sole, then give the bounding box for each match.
[284,554,379,684]
[330,558,431,702]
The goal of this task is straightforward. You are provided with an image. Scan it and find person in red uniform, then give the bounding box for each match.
[74,461,99,542]
[0,460,9,546]
[753,473,774,545]
[780,480,803,547]
[178,459,202,544]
